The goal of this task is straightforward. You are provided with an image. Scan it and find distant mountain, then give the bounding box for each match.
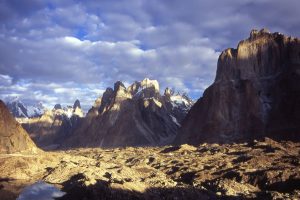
[5,98,44,118]
[176,29,300,144]
[20,100,84,149]
[0,100,39,153]
[63,78,193,148]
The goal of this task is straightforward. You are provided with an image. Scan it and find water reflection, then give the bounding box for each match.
[17,181,65,200]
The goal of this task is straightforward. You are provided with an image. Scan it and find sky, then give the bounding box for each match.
[0,0,300,110]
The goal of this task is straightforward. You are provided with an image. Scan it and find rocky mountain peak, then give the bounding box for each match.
[114,81,126,91]
[54,104,62,110]
[64,78,193,148]
[73,99,81,109]
[127,81,141,96]
[113,81,132,100]
[164,87,173,97]
[176,30,300,144]
[5,98,44,118]
[98,87,114,114]
[140,78,160,92]
[20,100,84,149]
[6,99,28,118]
[249,28,271,39]
[215,28,300,82]
[130,78,160,99]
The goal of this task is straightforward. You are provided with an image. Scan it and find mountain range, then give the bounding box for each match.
[13,79,193,149]
[5,98,45,118]
[2,29,300,150]
[19,100,84,149]
[64,78,193,148]
[1,29,300,200]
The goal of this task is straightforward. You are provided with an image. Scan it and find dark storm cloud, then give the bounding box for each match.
[0,0,45,21]
[142,0,300,48]
[0,0,299,109]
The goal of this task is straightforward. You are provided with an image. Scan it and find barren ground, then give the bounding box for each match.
[0,138,300,200]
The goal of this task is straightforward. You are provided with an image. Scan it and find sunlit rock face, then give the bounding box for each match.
[20,100,84,149]
[2,138,300,200]
[0,100,39,153]
[63,78,193,148]
[176,29,300,144]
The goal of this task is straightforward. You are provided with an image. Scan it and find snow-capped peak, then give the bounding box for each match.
[51,101,84,118]
[5,98,45,118]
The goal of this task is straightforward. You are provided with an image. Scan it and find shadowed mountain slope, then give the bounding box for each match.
[64,78,193,148]
[176,29,300,144]
[0,100,39,154]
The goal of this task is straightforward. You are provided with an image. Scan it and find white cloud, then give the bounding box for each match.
[63,36,83,46]
[0,0,299,109]
[0,74,13,86]
[0,79,107,111]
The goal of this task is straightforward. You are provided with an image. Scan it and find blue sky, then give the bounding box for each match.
[0,0,300,110]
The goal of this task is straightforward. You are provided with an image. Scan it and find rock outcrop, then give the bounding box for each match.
[64,78,193,148]
[20,100,84,149]
[0,100,38,153]
[73,99,81,109]
[2,138,299,199]
[176,29,300,144]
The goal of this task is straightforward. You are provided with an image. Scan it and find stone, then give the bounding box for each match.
[176,30,300,144]
[19,100,84,149]
[1,138,299,199]
[73,99,81,109]
[62,78,192,148]
[0,100,39,154]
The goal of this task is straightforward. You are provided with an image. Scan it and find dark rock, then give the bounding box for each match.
[63,78,192,148]
[73,100,81,109]
[265,179,300,193]
[160,146,180,153]
[114,81,126,91]
[176,30,300,144]
[147,157,155,164]
[232,155,252,164]
[54,104,62,110]
[103,172,112,180]
[0,100,39,153]
[178,172,197,185]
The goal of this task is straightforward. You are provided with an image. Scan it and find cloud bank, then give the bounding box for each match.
[0,0,299,110]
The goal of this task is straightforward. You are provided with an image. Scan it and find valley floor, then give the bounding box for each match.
[0,138,300,200]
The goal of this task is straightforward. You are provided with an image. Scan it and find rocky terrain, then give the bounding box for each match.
[63,78,193,148]
[1,29,300,200]
[0,138,299,199]
[176,29,300,144]
[18,100,84,149]
[0,100,39,154]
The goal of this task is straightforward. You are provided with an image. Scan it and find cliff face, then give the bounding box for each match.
[176,29,300,144]
[0,100,38,153]
[63,78,193,148]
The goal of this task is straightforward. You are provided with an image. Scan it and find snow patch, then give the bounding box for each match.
[170,115,181,127]
[170,95,190,106]
[6,99,45,118]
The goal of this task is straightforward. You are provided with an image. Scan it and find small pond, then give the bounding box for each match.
[17,181,65,200]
